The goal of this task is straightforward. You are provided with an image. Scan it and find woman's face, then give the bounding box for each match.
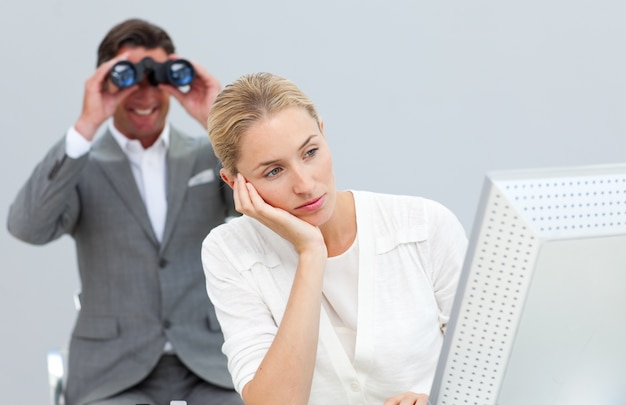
[233,107,336,227]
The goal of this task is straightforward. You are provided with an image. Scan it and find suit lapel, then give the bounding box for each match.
[91,131,159,245]
[160,128,199,253]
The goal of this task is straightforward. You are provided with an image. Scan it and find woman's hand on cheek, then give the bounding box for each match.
[232,174,276,219]
[234,174,325,255]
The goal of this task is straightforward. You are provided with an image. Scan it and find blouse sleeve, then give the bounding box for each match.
[201,225,282,394]
[426,200,469,333]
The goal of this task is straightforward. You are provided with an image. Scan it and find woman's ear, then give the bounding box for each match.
[319,119,325,137]
[220,168,236,189]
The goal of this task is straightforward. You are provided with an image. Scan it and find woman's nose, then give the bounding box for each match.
[292,167,315,195]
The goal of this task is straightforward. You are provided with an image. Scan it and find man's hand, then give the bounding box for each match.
[74,53,137,140]
[160,55,221,129]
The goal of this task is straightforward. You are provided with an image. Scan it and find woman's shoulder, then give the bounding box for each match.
[352,190,454,219]
[205,215,270,248]
[203,215,294,271]
[351,190,464,244]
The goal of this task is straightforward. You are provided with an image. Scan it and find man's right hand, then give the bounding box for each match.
[73,53,137,140]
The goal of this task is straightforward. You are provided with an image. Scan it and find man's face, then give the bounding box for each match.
[111,46,170,143]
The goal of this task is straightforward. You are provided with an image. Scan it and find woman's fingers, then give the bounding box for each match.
[383,392,429,405]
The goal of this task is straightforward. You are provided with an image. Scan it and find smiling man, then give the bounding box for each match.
[7,19,242,405]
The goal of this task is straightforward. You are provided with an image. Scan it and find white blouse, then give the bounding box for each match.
[323,237,359,361]
[202,190,468,404]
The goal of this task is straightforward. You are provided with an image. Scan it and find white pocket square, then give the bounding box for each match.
[188,169,216,187]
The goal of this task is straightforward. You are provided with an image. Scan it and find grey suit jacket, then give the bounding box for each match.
[8,127,236,405]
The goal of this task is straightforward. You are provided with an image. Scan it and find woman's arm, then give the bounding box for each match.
[241,248,325,404]
[234,174,328,405]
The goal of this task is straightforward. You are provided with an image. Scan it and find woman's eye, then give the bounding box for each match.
[304,148,319,158]
[265,167,282,178]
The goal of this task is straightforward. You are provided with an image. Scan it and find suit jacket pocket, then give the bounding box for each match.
[73,314,120,340]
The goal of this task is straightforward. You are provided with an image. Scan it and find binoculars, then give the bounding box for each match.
[109,57,195,89]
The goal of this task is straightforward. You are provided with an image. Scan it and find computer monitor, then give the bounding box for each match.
[429,163,626,405]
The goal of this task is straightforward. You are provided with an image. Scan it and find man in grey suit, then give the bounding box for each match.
[7,19,243,405]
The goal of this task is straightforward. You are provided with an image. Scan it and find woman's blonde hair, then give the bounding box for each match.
[207,72,321,175]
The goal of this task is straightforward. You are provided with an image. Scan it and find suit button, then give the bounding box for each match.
[159,258,168,268]
[163,319,171,329]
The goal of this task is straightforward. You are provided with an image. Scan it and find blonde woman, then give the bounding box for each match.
[202,72,468,405]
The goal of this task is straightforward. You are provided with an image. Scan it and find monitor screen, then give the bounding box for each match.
[428,163,626,405]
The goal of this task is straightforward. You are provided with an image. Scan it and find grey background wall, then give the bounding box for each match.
[1,1,624,403]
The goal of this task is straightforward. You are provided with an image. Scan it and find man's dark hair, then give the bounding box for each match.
[96,18,176,66]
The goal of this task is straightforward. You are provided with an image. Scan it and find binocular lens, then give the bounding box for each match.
[110,62,137,89]
[168,61,194,87]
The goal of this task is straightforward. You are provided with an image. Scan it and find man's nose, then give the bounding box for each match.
[132,76,161,96]
[137,74,156,87]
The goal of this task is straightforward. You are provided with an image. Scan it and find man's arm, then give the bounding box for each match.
[8,51,137,244]
[7,137,86,244]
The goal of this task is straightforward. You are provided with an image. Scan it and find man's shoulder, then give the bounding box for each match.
[169,127,218,163]
[170,126,211,145]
